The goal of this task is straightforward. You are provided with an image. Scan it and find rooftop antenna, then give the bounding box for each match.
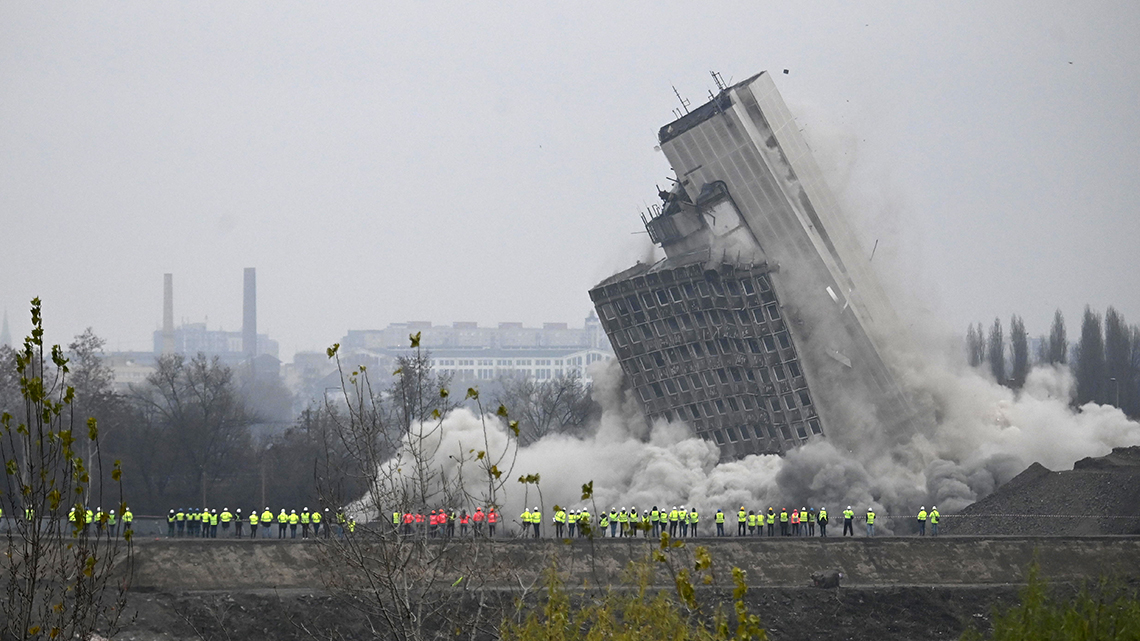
[671,85,691,119]
[711,70,727,91]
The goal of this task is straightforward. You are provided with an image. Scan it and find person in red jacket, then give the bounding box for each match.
[487,508,498,538]
[402,511,414,536]
[459,510,470,537]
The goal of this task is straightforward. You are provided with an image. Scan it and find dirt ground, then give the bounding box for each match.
[114,584,1023,641]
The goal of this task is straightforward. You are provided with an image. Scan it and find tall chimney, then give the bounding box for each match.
[162,273,175,354]
[242,267,257,358]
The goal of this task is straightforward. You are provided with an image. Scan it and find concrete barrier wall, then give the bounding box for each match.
[125,536,1140,592]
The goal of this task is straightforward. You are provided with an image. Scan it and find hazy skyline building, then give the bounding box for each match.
[591,71,922,460]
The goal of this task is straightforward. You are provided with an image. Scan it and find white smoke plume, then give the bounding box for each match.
[365,349,1140,534]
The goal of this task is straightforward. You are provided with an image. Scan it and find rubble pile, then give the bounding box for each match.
[945,446,1140,535]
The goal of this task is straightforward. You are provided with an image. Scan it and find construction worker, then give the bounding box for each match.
[715,509,725,537]
[577,508,588,537]
[669,506,680,538]
[630,507,641,536]
[530,506,541,538]
[599,510,609,537]
[176,508,186,537]
[688,508,699,537]
[566,510,576,538]
[249,509,259,538]
[766,508,775,537]
[301,508,311,538]
[261,508,274,538]
[220,507,233,536]
[737,506,747,536]
[790,508,799,536]
[167,510,177,537]
[277,509,288,539]
[311,508,322,537]
[807,508,816,537]
[288,509,299,538]
[554,507,566,538]
[747,510,756,536]
[866,507,876,537]
[930,506,940,536]
[472,507,485,536]
[107,509,118,537]
[85,507,93,535]
[843,506,854,536]
[448,509,457,537]
[818,507,828,537]
[642,510,651,537]
[122,506,133,538]
[917,506,927,536]
[95,507,105,534]
[649,506,659,537]
[323,508,332,538]
[211,509,219,538]
[234,509,243,538]
[780,508,789,536]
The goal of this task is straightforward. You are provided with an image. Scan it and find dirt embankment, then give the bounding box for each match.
[945,446,1140,536]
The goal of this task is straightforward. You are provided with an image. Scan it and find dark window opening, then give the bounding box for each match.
[641,325,654,340]
[739,424,752,439]
[726,280,740,295]
[727,397,739,412]
[696,282,710,297]
[690,374,703,389]
[653,352,666,367]
[742,396,756,409]
[779,425,792,440]
[601,303,615,319]
[769,398,781,412]
[714,430,726,445]
[747,338,761,353]
[738,309,750,324]
[798,390,811,406]
[745,369,755,382]
[651,383,663,398]
[627,295,642,312]
[759,368,771,384]
[730,367,743,382]
[692,342,705,357]
[716,368,729,383]
[809,419,822,435]
[663,410,674,422]
[706,340,718,355]
[796,423,808,439]
[683,283,696,298]
[726,427,739,442]
[778,333,791,350]
[758,276,771,292]
[774,365,787,381]
[667,317,680,332]
[784,395,796,410]
[766,305,781,320]
[715,399,727,414]
[695,311,708,327]
[753,308,765,323]
[641,292,655,309]
[666,349,678,364]
[678,376,690,391]
[763,336,776,352]
[678,345,692,361]
[710,280,724,296]
[788,360,801,377]
[664,379,677,394]
[680,314,693,329]
[670,287,683,302]
[703,371,716,386]
[656,290,669,305]
[742,279,755,295]
[719,337,732,353]
[690,404,701,418]
[708,309,721,324]
[615,299,629,314]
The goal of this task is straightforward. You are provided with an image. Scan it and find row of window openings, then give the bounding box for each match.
[637,357,802,394]
[444,368,562,380]
[636,275,772,308]
[699,419,822,446]
[615,323,791,360]
[649,386,812,417]
[604,295,781,327]
[438,359,572,367]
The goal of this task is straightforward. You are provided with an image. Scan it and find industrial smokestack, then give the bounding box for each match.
[162,273,175,354]
[242,267,257,358]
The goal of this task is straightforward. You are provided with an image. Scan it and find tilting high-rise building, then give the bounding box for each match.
[590,72,920,460]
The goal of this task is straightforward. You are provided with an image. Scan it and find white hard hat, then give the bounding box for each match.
[847,506,851,509]
[533,507,538,511]
[933,505,937,509]
[921,506,925,509]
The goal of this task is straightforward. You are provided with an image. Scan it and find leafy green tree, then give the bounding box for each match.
[1009,315,1029,390]
[1076,307,1106,406]
[0,299,130,641]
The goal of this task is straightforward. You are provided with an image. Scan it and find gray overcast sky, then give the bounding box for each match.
[2,1,1138,360]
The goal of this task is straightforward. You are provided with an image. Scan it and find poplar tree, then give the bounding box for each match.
[988,318,1006,385]
[1075,307,1105,405]
[1104,307,1131,410]
[1010,315,1029,390]
[1046,310,1067,365]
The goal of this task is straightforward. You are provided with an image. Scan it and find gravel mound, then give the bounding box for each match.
[944,446,1140,535]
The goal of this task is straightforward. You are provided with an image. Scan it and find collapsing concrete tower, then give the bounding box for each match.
[590,72,920,460]
[242,268,257,358]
